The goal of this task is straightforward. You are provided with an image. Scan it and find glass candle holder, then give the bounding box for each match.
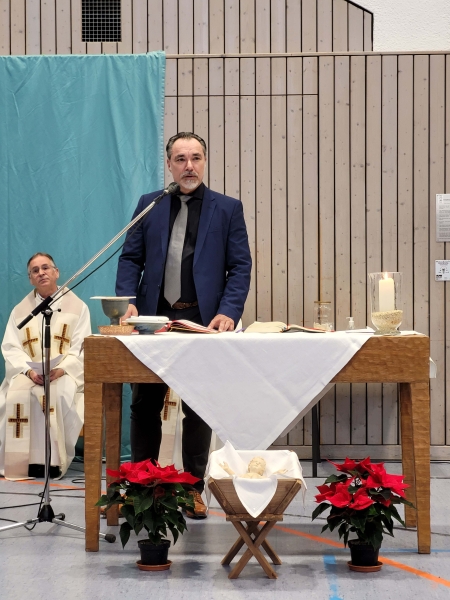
[313,300,333,331]
[368,272,403,335]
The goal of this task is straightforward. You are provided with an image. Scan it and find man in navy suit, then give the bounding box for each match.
[116,132,251,518]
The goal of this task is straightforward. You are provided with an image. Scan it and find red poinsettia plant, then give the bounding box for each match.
[96,460,200,548]
[312,457,414,550]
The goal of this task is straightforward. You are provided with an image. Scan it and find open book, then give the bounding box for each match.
[154,319,219,334]
[244,321,327,334]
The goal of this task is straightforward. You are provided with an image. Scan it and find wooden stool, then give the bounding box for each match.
[208,477,302,579]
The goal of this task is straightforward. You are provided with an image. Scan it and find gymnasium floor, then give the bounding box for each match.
[0,459,449,600]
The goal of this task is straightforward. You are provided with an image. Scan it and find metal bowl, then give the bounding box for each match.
[132,322,165,335]
[124,316,169,335]
[90,296,136,325]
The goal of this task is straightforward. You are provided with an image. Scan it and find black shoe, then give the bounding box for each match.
[28,464,62,479]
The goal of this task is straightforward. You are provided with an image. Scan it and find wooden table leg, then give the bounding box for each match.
[84,382,104,552]
[105,383,123,527]
[410,382,431,553]
[399,383,417,528]
[228,521,278,579]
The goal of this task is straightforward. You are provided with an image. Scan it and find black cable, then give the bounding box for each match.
[33,315,52,527]
[0,503,41,510]
[0,477,105,510]
[42,487,85,493]
[0,488,86,516]
[41,494,85,499]
[0,487,85,495]
[0,518,19,523]
[51,205,147,304]
[54,241,125,301]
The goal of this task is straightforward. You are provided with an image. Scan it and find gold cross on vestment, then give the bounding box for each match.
[54,324,70,354]
[41,395,55,418]
[163,389,177,421]
[23,327,38,358]
[8,404,29,438]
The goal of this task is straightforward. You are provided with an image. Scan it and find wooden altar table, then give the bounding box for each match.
[83,334,430,553]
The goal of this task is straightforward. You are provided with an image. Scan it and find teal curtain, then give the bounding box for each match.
[0,53,166,460]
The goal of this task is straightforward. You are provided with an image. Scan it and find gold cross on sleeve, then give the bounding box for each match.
[54,324,70,354]
[8,404,29,438]
[22,327,39,358]
[163,389,177,421]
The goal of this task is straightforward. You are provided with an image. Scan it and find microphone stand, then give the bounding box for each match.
[0,182,179,541]
[16,182,179,331]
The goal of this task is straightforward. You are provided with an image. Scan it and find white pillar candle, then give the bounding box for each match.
[379,275,395,312]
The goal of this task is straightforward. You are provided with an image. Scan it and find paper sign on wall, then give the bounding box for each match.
[436,194,450,242]
[435,260,450,281]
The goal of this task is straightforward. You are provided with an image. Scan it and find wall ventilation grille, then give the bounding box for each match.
[82,0,121,43]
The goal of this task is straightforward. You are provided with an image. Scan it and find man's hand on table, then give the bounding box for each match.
[119,305,235,331]
[121,303,138,323]
[208,314,235,332]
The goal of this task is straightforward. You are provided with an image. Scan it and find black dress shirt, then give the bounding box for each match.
[158,182,205,307]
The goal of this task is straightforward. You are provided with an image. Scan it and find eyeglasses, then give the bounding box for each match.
[28,264,57,276]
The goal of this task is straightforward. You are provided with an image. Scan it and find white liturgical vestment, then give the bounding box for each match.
[0,289,91,479]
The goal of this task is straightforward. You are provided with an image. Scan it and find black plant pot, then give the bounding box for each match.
[138,539,171,566]
[348,539,380,569]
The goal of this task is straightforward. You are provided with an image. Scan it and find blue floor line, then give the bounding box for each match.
[323,555,344,600]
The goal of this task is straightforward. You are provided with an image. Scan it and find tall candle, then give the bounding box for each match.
[379,275,395,312]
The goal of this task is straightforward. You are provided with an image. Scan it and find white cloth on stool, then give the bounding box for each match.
[232,476,278,518]
[205,441,306,518]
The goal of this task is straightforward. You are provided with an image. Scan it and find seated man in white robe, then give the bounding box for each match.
[0,253,91,479]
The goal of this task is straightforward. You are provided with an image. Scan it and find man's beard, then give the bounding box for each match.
[181,174,199,190]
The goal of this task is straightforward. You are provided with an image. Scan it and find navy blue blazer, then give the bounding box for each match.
[115,186,252,326]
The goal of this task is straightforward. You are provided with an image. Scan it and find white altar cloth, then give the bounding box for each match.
[116,331,371,450]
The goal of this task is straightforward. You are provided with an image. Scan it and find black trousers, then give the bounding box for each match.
[130,304,212,492]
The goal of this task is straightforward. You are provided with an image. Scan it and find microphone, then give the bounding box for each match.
[163,181,180,195]
[153,181,180,206]
[17,294,54,330]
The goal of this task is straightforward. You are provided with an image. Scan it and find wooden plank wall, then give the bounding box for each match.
[2,1,450,458]
[0,0,373,56]
[166,52,450,460]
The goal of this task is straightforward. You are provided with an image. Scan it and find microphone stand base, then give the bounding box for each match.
[0,511,116,543]
[38,503,56,522]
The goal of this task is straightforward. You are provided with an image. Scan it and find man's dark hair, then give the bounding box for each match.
[27,252,56,270]
[166,132,207,159]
